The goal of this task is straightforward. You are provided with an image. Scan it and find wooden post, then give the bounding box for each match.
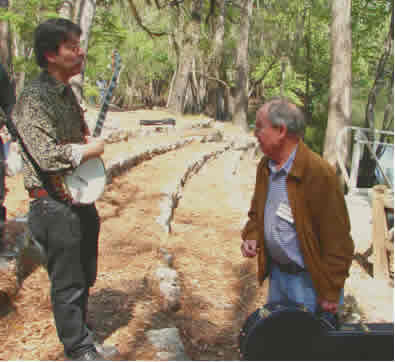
[372,185,390,280]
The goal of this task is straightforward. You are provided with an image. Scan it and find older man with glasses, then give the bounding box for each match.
[241,97,354,322]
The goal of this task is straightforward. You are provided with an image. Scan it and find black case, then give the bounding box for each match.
[239,303,394,361]
[312,323,394,361]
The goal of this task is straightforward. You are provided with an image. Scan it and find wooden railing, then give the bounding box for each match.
[336,126,394,284]
[372,185,394,282]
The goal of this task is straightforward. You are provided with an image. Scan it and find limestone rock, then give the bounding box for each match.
[146,327,189,360]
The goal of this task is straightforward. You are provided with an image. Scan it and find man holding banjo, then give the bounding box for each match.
[13,18,117,360]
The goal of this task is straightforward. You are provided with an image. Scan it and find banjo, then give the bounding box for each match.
[62,50,121,204]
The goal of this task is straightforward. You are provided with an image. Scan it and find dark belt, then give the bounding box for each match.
[275,262,306,274]
[29,188,49,199]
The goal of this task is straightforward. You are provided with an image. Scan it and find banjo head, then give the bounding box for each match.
[64,157,106,204]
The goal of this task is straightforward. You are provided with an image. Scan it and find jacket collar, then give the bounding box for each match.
[262,138,308,181]
[288,139,309,181]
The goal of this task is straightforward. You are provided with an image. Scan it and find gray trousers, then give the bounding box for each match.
[28,196,100,356]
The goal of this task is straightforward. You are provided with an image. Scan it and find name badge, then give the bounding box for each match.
[276,202,294,224]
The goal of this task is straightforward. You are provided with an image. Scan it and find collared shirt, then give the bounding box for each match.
[13,71,88,194]
[264,145,305,267]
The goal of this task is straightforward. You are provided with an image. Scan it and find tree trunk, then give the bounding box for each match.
[0,0,11,71]
[280,57,287,97]
[58,0,74,19]
[304,5,313,122]
[69,0,97,104]
[364,8,393,131]
[168,50,193,113]
[167,1,202,114]
[230,0,252,132]
[382,69,394,132]
[166,70,176,108]
[358,7,393,188]
[205,0,226,120]
[12,33,25,96]
[323,0,352,170]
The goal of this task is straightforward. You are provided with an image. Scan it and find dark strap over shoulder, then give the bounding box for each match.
[0,63,16,116]
[0,63,17,141]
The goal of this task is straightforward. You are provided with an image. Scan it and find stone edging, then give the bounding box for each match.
[105,137,197,183]
[156,137,256,234]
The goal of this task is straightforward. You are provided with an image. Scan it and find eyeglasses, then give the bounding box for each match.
[64,42,83,53]
[254,125,269,135]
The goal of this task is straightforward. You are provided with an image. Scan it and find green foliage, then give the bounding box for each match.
[351,0,392,88]
[84,1,174,104]
[86,4,127,82]
[83,82,100,100]
[304,98,329,155]
[4,0,392,141]
[3,0,60,44]
[14,56,40,81]
[1,0,63,82]
[246,0,392,152]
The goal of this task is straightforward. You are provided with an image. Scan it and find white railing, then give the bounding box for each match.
[336,126,394,195]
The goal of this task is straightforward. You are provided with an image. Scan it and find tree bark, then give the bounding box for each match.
[167,1,202,114]
[58,0,74,19]
[0,0,11,71]
[230,0,252,132]
[323,0,352,170]
[364,7,393,131]
[69,0,97,103]
[205,0,226,120]
[358,7,393,188]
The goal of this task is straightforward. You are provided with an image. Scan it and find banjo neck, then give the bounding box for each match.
[93,50,121,138]
[57,50,121,204]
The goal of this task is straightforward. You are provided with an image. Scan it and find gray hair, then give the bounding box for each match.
[267,98,305,137]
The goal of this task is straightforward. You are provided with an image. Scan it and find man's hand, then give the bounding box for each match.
[82,136,105,161]
[318,299,338,313]
[241,239,259,258]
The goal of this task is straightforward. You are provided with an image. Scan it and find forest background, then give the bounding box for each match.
[0,0,393,163]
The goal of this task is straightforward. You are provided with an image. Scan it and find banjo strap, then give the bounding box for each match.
[6,116,55,197]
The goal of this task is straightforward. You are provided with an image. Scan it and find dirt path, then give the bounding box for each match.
[0,110,262,360]
[0,108,392,360]
[168,150,265,360]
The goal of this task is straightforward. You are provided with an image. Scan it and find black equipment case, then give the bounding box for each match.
[239,303,394,361]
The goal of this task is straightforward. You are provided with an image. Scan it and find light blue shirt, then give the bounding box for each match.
[264,146,305,267]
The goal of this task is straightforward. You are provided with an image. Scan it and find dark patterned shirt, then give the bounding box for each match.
[13,71,88,193]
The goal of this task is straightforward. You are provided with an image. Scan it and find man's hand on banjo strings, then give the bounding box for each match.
[82,136,105,161]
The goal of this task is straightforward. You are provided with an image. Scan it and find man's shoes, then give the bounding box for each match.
[94,342,119,359]
[67,348,104,361]
[85,322,119,359]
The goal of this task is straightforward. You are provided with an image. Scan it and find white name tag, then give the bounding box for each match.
[276,202,294,224]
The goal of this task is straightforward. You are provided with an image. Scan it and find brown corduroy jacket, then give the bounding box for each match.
[242,139,355,303]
